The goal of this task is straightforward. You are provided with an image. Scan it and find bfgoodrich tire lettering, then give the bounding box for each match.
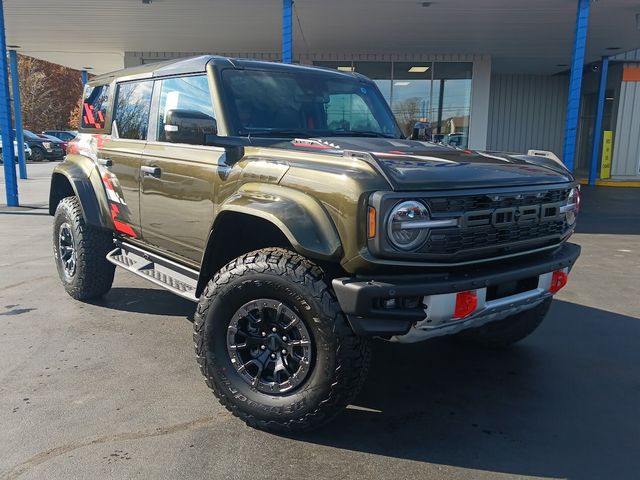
[193,248,371,433]
[53,196,115,300]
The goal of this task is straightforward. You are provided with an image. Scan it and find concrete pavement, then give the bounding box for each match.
[1,163,639,479]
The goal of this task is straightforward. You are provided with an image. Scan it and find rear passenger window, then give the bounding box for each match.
[81,84,110,129]
[114,81,154,140]
[157,75,214,144]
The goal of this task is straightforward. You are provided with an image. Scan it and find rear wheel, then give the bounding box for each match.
[194,248,371,433]
[454,298,552,349]
[53,197,115,300]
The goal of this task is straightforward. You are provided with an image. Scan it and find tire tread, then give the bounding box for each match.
[54,196,115,300]
[193,247,371,433]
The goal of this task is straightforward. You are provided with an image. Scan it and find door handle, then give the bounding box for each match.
[141,165,161,178]
[98,157,113,167]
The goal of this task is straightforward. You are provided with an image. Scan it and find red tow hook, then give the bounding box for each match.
[549,270,569,294]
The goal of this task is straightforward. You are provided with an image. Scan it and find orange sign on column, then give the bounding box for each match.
[622,67,640,82]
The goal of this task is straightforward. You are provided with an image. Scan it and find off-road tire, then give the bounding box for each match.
[53,196,115,300]
[454,298,552,349]
[193,248,371,433]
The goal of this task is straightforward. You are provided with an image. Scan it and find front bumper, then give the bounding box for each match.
[332,242,580,340]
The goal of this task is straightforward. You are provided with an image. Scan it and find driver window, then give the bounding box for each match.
[157,75,215,144]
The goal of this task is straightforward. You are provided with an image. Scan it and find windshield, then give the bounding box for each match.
[221,68,402,139]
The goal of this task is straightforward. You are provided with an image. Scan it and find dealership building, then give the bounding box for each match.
[2,0,640,204]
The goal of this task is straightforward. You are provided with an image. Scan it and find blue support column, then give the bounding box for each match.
[282,0,292,64]
[81,69,88,86]
[0,0,18,206]
[588,56,609,185]
[9,49,26,179]
[562,0,591,172]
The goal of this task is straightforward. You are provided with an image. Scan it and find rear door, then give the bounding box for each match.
[139,74,224,262]
[98,80,154,239]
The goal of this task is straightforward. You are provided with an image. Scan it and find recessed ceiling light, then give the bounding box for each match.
[408,66,430,73]
[606,46,621,51]
[394,81,411,86]
[337,66,354,72]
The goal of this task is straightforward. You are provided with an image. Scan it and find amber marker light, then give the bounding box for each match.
[368,207,377,239]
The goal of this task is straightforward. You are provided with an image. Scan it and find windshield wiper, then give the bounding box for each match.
[329,130,397,139]
[238,129,312,138]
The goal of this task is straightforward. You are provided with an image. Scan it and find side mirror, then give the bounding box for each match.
[164,109,217,145]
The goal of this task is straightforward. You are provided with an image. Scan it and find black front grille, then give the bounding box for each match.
[416,187,572,260]
[426,188,570,215]
[371,185,575,264]
[420,219,568,257]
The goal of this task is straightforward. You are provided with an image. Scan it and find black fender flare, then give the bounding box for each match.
[195,183,343,296]
[215,182,342,260]
[49,156,113,230]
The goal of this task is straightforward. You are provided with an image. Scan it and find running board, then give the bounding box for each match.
[106,241,199,302]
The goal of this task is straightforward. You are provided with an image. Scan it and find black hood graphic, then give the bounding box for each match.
[274,137,574,191]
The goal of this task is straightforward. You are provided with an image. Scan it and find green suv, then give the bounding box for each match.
[49,56,581,432]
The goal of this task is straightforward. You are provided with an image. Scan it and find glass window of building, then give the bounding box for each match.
[312,60,473,147]
[431,62,472,148]
[390,62,434,139]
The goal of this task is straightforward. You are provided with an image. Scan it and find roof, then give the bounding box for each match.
[90,54,367,85]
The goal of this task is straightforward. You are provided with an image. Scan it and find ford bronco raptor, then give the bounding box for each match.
[50,56,580,432]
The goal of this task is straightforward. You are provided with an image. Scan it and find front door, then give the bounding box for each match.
[139,75,224,262]
[98,80,154,239]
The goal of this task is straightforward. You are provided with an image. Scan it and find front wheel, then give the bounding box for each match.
[193,248,371,433]
[31,147,45,162]
[454,298,552,349]
[53,197,115,300]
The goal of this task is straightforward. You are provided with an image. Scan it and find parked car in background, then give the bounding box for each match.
[38,133,68,155]
[0,137,31,163]
[22,129,65,161]
[443,132,468,148]
[43,130,78,142]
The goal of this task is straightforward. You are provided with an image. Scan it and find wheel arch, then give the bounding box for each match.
[195,185,343,297]
[49,158,112,230]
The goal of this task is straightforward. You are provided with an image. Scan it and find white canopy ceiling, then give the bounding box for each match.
[4,0,640,74]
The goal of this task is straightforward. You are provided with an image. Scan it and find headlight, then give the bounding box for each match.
[564,187,580,226]
[386,200,431,250]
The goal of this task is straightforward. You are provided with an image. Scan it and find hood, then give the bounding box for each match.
[273,137,573,191]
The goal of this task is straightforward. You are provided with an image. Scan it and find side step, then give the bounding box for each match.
[107,241,199,302]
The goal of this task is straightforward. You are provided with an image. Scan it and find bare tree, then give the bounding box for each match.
[12,55,83,132]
